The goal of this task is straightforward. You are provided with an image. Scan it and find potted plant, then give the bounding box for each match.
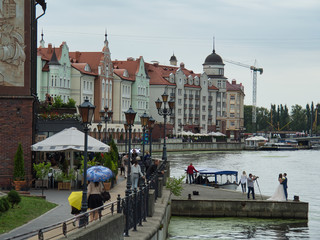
[33,162,51,196]
[57,169,76,190]
[13,143,26,191]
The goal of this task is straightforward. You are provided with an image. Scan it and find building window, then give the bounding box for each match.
[202,106,206,111]
[178,99,182,105]
[178,109,182,115]
[202,96,206,101]
[230,95,235,100]
[202,115,206,120]
[230,113,235,118]
[178,89,182,96]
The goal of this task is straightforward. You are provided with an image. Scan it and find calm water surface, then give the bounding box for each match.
[159,149,320,239]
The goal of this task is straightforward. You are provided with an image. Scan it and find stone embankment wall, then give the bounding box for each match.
[117,142,244,153]
[171,199,308,219]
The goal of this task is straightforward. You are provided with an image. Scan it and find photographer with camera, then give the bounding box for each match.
[247,173,258,200]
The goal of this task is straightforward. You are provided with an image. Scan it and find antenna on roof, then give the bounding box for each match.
[213,36,215,53]
[104,28,108,42]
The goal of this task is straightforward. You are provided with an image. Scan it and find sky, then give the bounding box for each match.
[37,0,320,110]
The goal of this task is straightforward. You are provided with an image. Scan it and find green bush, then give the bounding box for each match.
[0,197,10,212]
[166,176,185,196]
[33,162,51,180]
[13,143,25,181]
[66,98,76,108]
[7,190,21,208]
[53,95,63,108]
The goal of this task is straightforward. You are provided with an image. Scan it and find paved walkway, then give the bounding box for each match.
[0,175,127,240]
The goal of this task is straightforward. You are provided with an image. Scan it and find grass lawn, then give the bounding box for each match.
[0,196,57,234]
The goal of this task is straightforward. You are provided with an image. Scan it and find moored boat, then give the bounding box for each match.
[259,142,299,151]
[195,168,238,190]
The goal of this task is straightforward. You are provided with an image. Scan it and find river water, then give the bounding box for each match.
[160,149,320,239]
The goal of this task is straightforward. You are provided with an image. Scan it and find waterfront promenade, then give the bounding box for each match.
[0,175,171,240]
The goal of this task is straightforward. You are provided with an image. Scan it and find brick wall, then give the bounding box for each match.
[0,97,34,189]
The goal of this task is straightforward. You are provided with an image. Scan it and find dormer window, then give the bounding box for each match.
[84,64,91,72]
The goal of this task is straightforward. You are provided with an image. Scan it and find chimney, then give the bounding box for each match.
[47,43,52,54]
[232,79,236,85]
[180,62,185,69]
[127,57,134,61]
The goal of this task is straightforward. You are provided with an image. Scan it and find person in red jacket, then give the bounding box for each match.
[186,163,198,184]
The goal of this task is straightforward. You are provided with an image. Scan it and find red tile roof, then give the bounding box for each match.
[227,79,244,93]
[69,52,102,74]
[72,63,97,76]
[112,57,141,81]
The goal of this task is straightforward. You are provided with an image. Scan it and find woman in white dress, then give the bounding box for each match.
[267,173,286,201]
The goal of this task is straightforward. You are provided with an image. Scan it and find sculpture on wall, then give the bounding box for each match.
[0,0,25,87]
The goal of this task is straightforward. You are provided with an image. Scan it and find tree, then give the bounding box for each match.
[256,107,270,132]
[13,143,25,181]
[244,105,253,133]
[290,105,306,132]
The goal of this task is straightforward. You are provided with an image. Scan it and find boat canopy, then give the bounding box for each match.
[198,168,238,176]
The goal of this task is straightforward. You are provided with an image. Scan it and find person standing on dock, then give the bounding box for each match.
[247,173,258,199]
[239,171,247,193]
[186,163,198,184]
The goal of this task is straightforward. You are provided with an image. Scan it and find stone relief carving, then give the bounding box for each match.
[0,0,25,87]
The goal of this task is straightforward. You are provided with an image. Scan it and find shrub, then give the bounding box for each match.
[53,95,63,108]
[66,98,76,108]
[33,162,51,180]
[0,197,10,212]
[166,176,185,196]
[13,143,25,181]
[7,190,21,208]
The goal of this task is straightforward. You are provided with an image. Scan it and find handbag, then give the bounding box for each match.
[101,191,111,202]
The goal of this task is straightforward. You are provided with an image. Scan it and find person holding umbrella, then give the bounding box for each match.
[86,165,113,221]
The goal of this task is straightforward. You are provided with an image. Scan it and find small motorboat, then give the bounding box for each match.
[259,142,299,151]
[195,168,238,190]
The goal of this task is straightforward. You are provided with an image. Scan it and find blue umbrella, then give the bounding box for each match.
[86,166,113,182]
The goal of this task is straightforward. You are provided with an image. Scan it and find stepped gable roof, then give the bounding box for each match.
[112,57,141,81]
[71,63,97,76]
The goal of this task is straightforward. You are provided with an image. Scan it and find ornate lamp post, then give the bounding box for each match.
[124,123,128,154]
[155,91,175,162]
[97,122,102,141]
[99,105,113,143]
[77,98,95,226]
[147,116,156,158]
[140,111,149,161]
[124,105,136,236]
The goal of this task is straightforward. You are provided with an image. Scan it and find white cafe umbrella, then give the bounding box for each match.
[31,127,110,152]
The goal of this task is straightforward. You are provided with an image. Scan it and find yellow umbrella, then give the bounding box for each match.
[68,191,83,210]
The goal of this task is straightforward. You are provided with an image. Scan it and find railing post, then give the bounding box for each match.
[144,183,148,222]
[139,184,143,226]
[133,188,138,231]
[117,194,121,213]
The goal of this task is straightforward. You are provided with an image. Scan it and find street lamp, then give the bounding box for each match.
[77,98,95,226]
[124,123,128,154]
[147,116,155,158]
[155,90,175,162]
[99,105,113,143]
[140,111,149,162]
[124,105,136,237]
[97,122,102,141]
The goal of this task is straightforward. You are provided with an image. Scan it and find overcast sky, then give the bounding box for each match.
[37,0,320,110]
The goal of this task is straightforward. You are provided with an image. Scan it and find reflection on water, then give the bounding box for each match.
[163,150,320,239]
[168,217,309,240]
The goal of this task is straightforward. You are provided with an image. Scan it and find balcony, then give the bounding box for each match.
[188,114,193,118]
[184,104,188,108]
[184,94,188,99]
[208,115,213,120]
[184,114,187,119]
[189,104,193,109]
[189,94,194,99]
[195,114,200,119]
[170,93,175,99]
[208,105,213,110]
[195,94,200,100]
[195,104,200,109]
[208,96,213,101]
